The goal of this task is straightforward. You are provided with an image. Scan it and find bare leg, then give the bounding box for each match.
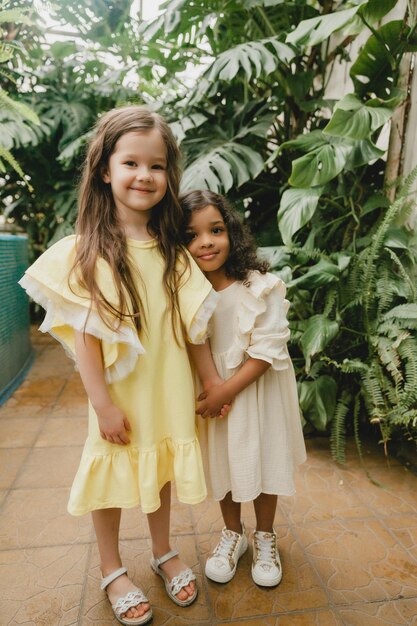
[219,491,242,534]
[147,482,195,602]
[92,508,150,620]
[253,493,277,532]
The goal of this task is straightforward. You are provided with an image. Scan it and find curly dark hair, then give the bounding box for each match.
[180,190,269,282]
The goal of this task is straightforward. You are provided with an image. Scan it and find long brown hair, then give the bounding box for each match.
[180,190,269,281]
[72,105,187,338]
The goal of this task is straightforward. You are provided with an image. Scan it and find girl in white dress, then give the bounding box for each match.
[181,190,306,587]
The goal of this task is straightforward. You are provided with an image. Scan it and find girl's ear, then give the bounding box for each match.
[101,165,110,183]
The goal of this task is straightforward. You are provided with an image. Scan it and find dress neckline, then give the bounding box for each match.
[127,238,158,249]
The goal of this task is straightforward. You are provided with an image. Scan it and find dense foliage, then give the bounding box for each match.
[1,0,417,456]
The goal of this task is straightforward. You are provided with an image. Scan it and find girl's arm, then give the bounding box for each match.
[187,340,230,417]
[187,340,223,389]
[75,331,131,445]
[197,357,270,417]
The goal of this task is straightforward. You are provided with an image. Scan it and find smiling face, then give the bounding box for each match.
[102,129,168,234]
[185,204,231,285]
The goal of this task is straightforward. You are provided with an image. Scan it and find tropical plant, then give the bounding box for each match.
[0,0,40,187]
[0,1,157,252]
[2,0,417,455]
[139,0,417,455]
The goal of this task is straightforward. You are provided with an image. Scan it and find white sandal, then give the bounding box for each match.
[100,566,152,625]
[150,549,197,607]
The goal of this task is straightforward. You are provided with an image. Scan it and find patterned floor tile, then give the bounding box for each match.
[337,598,417,625]
[0,396,56,419]
[35,417,88,447]
[0,543,87,625]
[0,417,44,448]
[223,611,341,625]
[340,465,417,516]
[0,448,29,488]
[0,487,93,549]
[13,446,83,489]
[12,375,67,399]
[383,513,417,562]
[279,466,372,523]
[294,518,417,605]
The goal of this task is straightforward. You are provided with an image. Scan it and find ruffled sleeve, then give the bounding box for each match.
[177,250,219,344]
[226,271,291,371]
[18,235,144,383]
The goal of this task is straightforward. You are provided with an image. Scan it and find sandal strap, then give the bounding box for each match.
[100,566,128,590]
[152,549,179,568]
[113,589,149,618]
[169,567,196,596]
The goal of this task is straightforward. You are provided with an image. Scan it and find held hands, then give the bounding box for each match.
[95,403,131,445]
[197,377,233,419]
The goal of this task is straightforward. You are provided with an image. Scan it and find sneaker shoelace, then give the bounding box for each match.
[254,533,276,564]
[213,529,239,561]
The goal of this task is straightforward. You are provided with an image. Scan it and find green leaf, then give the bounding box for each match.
[170,113,207,144]
[359,0,398,23]
[289,259,340,289]
[383,227,410,249]
[344,138,385,169]
[0,8,32,26]
[281,129,327,152]
[299,376,337,431]
[206,37,294,83]
[286,6,360,47]
[324,94,392,140]
[383,304,417,320]
[301,315,339,368]
[181,142,264,193]
[278,187,323,244]
[350,21,410,98]
[362,193,390,215]
[0,89,40,125]
[289,142,351,187]
[50,41,78,59]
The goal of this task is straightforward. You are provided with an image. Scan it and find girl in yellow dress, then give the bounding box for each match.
[19,107,222,625]
[182,190,306,589]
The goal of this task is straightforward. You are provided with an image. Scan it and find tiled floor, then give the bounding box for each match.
[1,331,417,625]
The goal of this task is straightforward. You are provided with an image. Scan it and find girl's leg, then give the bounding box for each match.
[252,493,281,587]
[147,482,195,602]
[220,491,242,533]
[205,492,247,583]
[253,493,277,532]
[92,508,150,620]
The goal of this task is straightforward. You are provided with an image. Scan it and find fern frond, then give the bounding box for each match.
[374,335,403,385]
[323,286,338,317]
[330,391,351,464]
[0,145,32,189]
[361,364,386,419]
[385,248,416,301]
[0,88,40,125]
[399,337,417,409]
[353,394,364,462]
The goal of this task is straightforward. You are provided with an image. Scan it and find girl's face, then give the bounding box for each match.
[103,129,167,230]
[185,205,230,277]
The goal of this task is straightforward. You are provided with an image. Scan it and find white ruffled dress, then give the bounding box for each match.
[19,235,218,515]
[198,271,306,502]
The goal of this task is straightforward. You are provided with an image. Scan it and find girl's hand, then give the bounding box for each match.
[96,403,131,445]
[197,384,233,419]
[202,376,232,418]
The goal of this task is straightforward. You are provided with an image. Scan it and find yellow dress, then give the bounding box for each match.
[19,235,218,515]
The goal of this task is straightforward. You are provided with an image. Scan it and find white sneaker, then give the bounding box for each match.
[205,523,248,583]
[251,529,282,587]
